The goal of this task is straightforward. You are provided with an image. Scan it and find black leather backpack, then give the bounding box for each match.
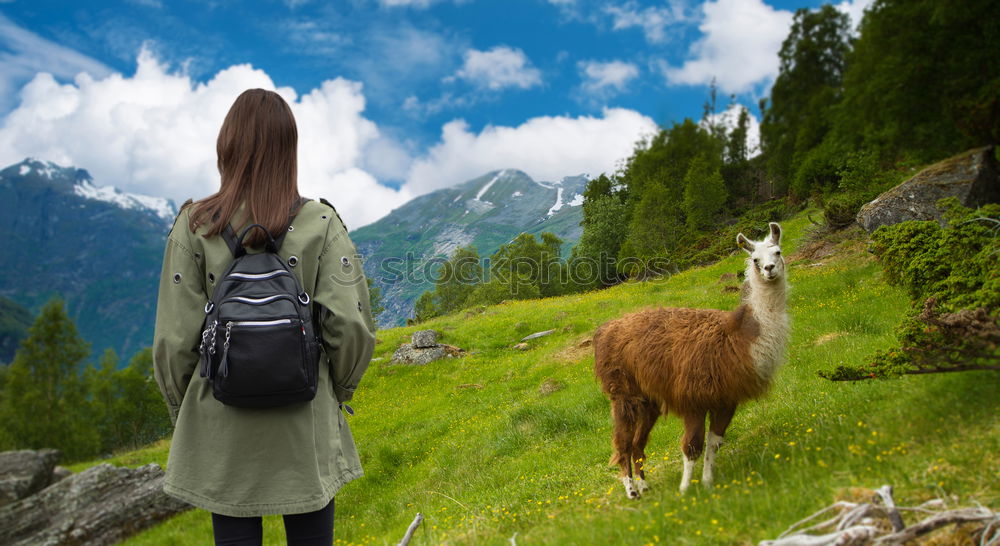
[197,201,320,408]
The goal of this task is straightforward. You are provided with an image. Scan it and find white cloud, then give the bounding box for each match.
[405,108,657,194]
[835,0,874,31]
[126,0,164,8]
[703,103,762,157]
[579,59,639,97]
[0,14,113,112]
[452,46,542,91]
[604,1,689,43]
[379,0,433,6]
[377,0,468,8]
[661,0,793,94]
[0,48,412,229]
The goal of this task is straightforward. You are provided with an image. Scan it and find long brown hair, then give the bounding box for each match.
[188,88,303,247]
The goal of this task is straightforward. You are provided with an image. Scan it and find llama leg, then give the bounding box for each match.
[611,398,639,499]
[679,412,706,494]
[703,405,737,488]
[631,401,660,495]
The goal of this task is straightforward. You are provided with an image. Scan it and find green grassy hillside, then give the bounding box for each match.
[78,211,999,544]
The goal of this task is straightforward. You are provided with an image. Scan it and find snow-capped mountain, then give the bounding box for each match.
[15,158,176,223]
[73,179,175,223]
[350,169,589,326]
[0,158,176,362]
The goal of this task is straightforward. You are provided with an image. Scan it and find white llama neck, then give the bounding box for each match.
[745,264,790,382]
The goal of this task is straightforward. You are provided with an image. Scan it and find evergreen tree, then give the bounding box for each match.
[434,245,483,315]
[573,176,630,288]
[85,349,119,452]
[834,0,999,162]
[0,298,99,460]
[683,155,728,230]
[726,106,750,166]
[617,118,720,275]
[366,277,385,327]
[761,5,851,194]
[109,349,171,450]
[721,106,756,203]
[490,233,564,298]
[413,291,438,323]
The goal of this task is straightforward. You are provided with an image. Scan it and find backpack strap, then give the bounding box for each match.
[221,224,242,257]
[219,197,310,257]
[273,197,311,252]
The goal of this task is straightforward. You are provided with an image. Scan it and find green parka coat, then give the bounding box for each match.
[153,199,375,517]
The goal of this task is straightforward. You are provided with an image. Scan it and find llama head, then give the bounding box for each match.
[737,222,785,283]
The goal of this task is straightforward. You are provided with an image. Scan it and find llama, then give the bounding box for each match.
[593,222,789,498]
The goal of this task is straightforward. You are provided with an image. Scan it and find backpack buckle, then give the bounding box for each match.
[205,301,214,314]
[298,292,310,305]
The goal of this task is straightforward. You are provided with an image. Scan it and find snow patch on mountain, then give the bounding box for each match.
[546,187,565,216]
[73,179,175,222]
[475,170,505,203]
[567,193,584,207]
[13,158,176,223]
[20,158,60,179]
[512,191,523,198]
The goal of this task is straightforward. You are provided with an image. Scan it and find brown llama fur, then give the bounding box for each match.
[594,222,788,498]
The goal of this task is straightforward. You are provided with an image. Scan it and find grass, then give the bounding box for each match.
[79,210,999,544]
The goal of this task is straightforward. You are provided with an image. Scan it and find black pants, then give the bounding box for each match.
[211,499,334,546]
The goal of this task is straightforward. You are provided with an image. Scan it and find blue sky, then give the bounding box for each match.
[0,0,870,227]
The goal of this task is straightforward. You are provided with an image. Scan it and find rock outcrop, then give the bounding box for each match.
[411,329,439,348]
[0,462,190,546]
[0,450,191,545]
[392,330,464,365]
[857,146,1000,232]
[0,449,60,507]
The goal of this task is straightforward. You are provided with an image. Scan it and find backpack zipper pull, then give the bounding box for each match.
[219,321,233,377]
[199,320,217,378]
[200,321,218,378]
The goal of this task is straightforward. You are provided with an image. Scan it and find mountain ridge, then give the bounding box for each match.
[0,159,589,359]
[0,159,175,362]
[351,168,589,326]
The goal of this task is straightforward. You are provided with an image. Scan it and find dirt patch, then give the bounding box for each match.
[555,337,593,362]
[718,272,737,283]
[538,378,566,396]
[791,239,838,262]
[814,332,846,346]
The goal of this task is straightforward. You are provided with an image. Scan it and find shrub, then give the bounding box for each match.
[822,192,867,229]
[820,198,1000,380]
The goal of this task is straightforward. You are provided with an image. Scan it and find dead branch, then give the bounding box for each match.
[397,513,423,546]
[759,485,999,546]
[875,485,905,532]
[875,507,998,544]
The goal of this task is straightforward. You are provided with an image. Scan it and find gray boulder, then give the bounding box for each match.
[51,466,72,483]
[392,343,448,366]
[857,146,1000,232]
[0,462,191,546]
[0,449,60,507]
[411,329,439,348]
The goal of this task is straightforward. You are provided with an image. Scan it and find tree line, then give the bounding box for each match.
[0,298,170,462]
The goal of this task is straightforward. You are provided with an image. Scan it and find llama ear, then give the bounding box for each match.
[768,222,782,245]
[736,233,755,253]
